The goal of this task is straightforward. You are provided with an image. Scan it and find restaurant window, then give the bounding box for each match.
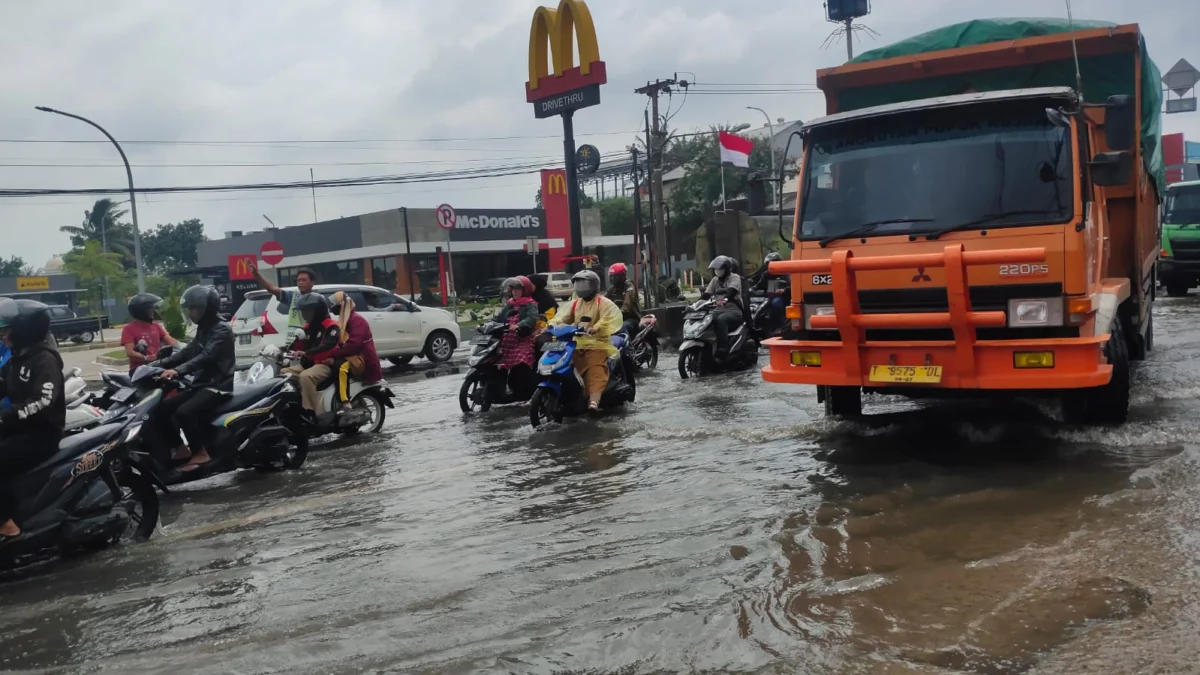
[371,257,397,292]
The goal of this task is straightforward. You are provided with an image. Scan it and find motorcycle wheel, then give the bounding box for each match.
[356,394,386,434]
[117,469,159,543]
[256,434,309,472]
[529,388,561,428]
[678,347,703,380]
[459,373,491,413]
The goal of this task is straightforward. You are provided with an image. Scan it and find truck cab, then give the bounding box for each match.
[1158,180,1200,297]
[759,20,1161,426]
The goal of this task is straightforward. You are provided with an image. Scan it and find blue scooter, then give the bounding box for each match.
[529,322,637,428]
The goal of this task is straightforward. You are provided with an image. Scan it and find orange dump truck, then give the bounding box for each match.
[760,19,1164,424]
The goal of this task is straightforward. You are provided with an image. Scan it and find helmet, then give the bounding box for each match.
[608,262,628,277]
[708,255,735,278]
[571,270,601,300]
[181,285,221,325]
[127,293,163,323]
[2,299,51,350]
[298,292,330,324]
[501,276,534,299]
[328,290,353,312]
[531,274,548,290]
[764,251,782,264]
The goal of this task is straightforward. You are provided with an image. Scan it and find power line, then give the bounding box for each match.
[0,152,627,198]
[0,154,565,169]
[0,129,641,147]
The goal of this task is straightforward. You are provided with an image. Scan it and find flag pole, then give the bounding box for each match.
[717,131,727,212]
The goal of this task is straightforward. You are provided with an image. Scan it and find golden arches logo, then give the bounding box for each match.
[234,257,252,276]
[546,172,567,195]
[527,0,601,94]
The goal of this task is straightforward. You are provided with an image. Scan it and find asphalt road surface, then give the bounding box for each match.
[4,296,1200,674]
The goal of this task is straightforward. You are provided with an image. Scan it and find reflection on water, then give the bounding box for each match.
[2,296,1200,674]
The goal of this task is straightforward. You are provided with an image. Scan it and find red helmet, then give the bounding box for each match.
[608,262,628,276]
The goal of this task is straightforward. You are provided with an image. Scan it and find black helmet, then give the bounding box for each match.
[298,292,330,324]
[708,255,735,278]
[571,270,601,300]
[128,293,163,323]
[181,285,221,325]
[3,299,52,350]
[531,274,548,290]
[764,251,782,264]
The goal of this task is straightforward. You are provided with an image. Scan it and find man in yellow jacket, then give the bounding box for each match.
[551,270,622,411]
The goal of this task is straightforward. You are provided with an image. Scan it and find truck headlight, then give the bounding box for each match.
[803,305,836,330]
[1007,298,1064,327]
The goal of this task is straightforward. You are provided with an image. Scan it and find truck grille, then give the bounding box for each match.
[801,282,1074,341]
[1169,237,1200,261]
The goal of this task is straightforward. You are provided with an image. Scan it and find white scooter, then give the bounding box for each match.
[63,366,106,433]
[242,329,395,437]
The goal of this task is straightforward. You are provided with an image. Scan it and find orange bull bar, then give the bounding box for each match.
[762,244,1112,390]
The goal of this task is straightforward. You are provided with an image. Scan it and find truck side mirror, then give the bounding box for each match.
[1104,95,1136,151]
[1090,151,1133,187]
[747,173,767,216]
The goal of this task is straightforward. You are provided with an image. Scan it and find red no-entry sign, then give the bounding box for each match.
[260,240,285,266]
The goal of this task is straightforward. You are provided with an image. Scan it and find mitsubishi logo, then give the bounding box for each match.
[912,267,932,283]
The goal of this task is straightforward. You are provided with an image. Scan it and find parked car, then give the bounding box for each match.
[45,305,109,344]
[544,272,573,299]
[231,284,460,368]
[465,277,509,304]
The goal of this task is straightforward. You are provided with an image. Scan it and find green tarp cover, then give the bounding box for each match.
[841,18,1164,194]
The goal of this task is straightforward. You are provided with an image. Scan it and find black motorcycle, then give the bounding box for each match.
[126,366,309,487]
[621,314,660,372]
[459,321,537,413]
[677,298,762,379]
[1,387,163,571]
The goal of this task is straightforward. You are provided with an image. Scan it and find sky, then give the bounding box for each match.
[1,0,1197,269]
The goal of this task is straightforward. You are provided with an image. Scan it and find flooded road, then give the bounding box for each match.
[5,297,1200,674]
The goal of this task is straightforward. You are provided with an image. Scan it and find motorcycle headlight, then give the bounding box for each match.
[1007,298,1064,328]
[683,316,712,339]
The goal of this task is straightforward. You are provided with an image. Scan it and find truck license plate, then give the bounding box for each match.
[868,365,943,384]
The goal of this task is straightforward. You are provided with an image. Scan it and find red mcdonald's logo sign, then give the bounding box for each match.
[228,254,256,281]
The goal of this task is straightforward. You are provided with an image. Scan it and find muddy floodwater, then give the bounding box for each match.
[4,297,1200,674]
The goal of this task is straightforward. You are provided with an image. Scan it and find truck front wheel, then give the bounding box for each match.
[822,385,862,419]
[1062,321,1130,425]
[1165,282,1190,297]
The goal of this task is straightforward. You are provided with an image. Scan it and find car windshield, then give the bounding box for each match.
[234,297,269,320]
[1165,184,1200,225]
[797,100,1075,242]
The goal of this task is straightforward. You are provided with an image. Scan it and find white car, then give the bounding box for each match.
[231,284,460,368]
[545,272,573,299]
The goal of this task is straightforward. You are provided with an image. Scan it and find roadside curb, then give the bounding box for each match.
[59,343,116,355]
[96,356,127,367]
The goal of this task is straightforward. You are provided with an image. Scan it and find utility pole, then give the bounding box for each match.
[629,145,647,309]
[634,76,687,303]
[845,18,854,60]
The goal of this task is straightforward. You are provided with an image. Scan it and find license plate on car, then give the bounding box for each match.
[472,335,491,345]
[239,334,252,345]
[112,387,137,403]
[868,365,943,384]
[542,342,567,352]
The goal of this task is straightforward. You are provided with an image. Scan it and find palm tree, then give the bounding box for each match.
[61,198,135,262]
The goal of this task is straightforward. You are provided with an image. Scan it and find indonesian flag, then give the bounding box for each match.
[718,130,752,168]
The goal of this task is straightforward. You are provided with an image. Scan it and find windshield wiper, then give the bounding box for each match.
[917,210,1062,241]
[818,218,934,248]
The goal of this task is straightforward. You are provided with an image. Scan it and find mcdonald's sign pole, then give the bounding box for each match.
[525,0,606,268]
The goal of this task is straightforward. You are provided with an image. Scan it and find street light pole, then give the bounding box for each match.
[746,107,779,210]
[36,106,146,293]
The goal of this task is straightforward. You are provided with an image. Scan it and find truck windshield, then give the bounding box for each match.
[1164,184,1200,225]
[798,103,1075,242]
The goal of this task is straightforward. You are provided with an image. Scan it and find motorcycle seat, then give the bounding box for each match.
[213,379,280,415]
[31,422,125,473]
[610,335,627,351]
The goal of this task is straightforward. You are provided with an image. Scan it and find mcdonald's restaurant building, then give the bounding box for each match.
[195,169,632,306]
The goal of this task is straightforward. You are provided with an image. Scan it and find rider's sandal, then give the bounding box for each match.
[179,459,210,473]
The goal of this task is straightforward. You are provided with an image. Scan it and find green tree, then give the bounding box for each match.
[666,126,776,233]
[162,282,187,341]
[0,256,29,277]
[61,198,137,265]
[596,197,636,235]
[62,241,124,308]
[141,219,208,274]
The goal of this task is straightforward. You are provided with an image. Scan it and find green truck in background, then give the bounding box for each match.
[1159,180,1200,297]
